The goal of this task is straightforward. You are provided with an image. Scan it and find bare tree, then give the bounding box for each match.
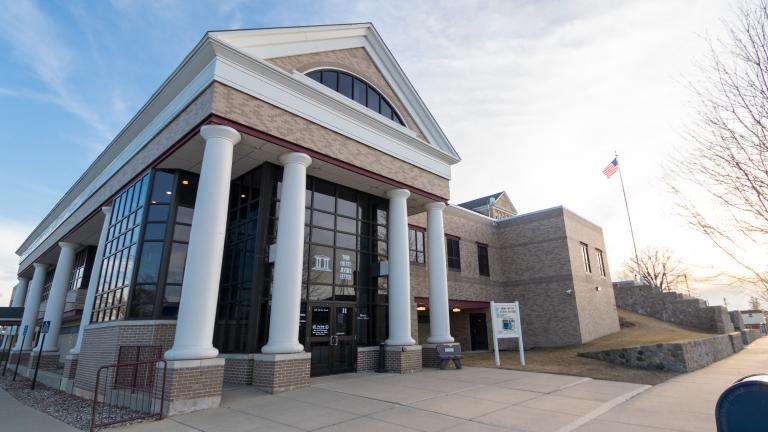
[623,246,689,292]
[750,295,762,310]
[668,1,768,301]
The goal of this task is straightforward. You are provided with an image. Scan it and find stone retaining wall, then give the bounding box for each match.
[741,329,762,345]
[579,331,759,372]
[613,283,734,334]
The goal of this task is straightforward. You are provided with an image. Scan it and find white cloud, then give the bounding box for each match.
[0,220,33,306]
[0,0,113,140]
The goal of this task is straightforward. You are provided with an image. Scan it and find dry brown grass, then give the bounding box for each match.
[462,309,715,385]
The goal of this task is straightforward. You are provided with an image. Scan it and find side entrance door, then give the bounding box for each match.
[469,312,489,351]
[308,303,356,376]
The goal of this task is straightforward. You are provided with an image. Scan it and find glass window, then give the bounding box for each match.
[147,205,169,222]
[311,227,334,246]
[581,242,592,273]
[446,237,461,271]
[136,242,163,284]
[321,70,338,90]
[144,223,166,241]
[312,211,334,229]
[308,245,334,285]
[477,244,490,277]
[596,248,606,277]
[150,171,174,204]
[313,180,335,212]
[176,206,194,224]
[166,243,188,284]
[409,227,425,264]
[353,78,367,105]
[335,251,356,286]
[338,73,353,98]
[366,87,380,111]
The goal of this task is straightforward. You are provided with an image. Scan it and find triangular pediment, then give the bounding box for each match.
[209,23,460,160]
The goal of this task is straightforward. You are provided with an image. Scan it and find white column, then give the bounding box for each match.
[165,125,241,361]
[262,152,312,354]
[425,202,454,343]
[36,242,80,352]
[385,189,416,346]
[70,207,112,355]
[11,276,30,307]
[14,263,48,351]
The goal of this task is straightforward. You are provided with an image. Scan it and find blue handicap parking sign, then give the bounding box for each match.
[22,325,28,336]
[41,321,50,334]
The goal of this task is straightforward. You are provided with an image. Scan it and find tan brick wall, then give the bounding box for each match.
[384,346,422,373]
[63,356,78,380]
[163,363,224,401]
[29,351,61,370]
[356,347,380,372]
[266,47,426,140]
[75,322,176,394]
[222,356,253,385]
[211,82,449,199]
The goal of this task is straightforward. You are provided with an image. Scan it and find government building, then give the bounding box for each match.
[2,24,619,414]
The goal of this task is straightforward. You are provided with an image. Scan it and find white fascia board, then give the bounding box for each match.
[209,39,456,177]
[445,204,498,224]
[16,58,218,264]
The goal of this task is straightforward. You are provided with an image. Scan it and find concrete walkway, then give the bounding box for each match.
[574,336,768,431]
[0,386,80,432]
[113,337,766,431]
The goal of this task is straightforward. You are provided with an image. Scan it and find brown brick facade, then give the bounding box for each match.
[29,351,61,371]
[160,358,225,415]
[356,346,381,372]
[384,345,422,373]
[221,354,254,385]
[211,82,449,200]
[74,321,176,396]
[266,47,427,141]
[252,353,311,393]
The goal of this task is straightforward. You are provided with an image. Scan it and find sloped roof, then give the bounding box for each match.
[458,192,506,210]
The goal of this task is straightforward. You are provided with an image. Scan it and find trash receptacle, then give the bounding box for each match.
[716,374,768,432]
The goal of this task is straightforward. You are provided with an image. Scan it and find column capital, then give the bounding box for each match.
[278,152,312,168]
[58,241,80,250]
[32,262,49,272]
[200,125,242,145]
[101,206,112,216]
[425,202,446,212]
[17,275,30,283]
[386,188,410,200]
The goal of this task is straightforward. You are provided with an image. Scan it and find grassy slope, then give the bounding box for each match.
[462,309,715,385]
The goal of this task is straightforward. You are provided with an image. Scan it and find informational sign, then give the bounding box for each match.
[338,254,353,282]
[312,255,332,272]
[490,301,525,367]
[41,320,51,334]
[22,325,28,336]
[312,323,329,337]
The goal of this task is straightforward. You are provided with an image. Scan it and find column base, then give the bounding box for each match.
[29,351,61,371]
[253,352,311,393]
[384,345,422,374]
[356,346,381,372]
[422,343,461,369]
[160,358,225,416]
[60,354,78,393]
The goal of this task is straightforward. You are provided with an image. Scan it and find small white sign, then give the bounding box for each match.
[490,301,525,367]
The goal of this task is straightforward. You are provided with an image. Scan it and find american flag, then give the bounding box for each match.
[602,158,619,178]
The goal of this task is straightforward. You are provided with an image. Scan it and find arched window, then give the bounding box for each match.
[307,69,405,126]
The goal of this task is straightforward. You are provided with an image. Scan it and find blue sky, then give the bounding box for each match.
[1,0,759,307]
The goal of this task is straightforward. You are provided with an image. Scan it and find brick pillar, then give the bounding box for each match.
[159,358,225,416]
[252,352,311,393]
[220,354,254,385]
[384,345,422,373]
[60,354,78,393]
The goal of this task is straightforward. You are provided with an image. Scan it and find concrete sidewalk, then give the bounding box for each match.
[574,336,768,431]
[0,386,79,432]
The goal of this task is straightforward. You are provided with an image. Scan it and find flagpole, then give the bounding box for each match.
[615,152,641,277]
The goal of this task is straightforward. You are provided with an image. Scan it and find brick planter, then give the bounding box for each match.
[160,358,225,416]
[384,345,422,373]
[252,352,311,393]
[422,343,460,369]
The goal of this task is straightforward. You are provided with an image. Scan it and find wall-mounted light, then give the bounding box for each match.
[165,191,172,195]
[181,180,190,185]
[565,289,573,295]
[595,286,601,292]
[241,194,246,198]
[416,305,426,311]
[452,307,461,313]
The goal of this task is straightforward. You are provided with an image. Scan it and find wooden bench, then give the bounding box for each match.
[437,344,463,370]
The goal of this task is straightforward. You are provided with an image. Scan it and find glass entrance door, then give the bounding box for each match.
[308,303,356,376]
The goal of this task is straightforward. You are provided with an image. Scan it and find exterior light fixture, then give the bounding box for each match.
[595,286,601,292]
[165,191,172,195]
[181,180,189,185]
[452,307,461,313]
[416,305,426,311]
[241,194,246,198]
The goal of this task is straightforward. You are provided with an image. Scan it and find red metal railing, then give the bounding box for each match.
[90,359,166,431]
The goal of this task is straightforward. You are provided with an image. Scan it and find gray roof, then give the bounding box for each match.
[457,192,506,210]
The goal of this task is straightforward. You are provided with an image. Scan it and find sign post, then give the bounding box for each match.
[13,324,28,381]
[2,325,17,376]
[31,320,50,390]
[490,301,525,367]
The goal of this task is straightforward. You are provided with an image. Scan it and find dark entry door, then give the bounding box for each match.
[469,313,489,351]
[308,303,356,376]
